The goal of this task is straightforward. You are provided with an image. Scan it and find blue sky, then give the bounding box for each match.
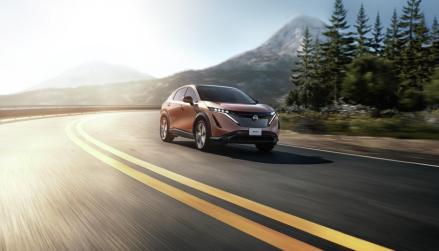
[185,0,438,56]
[0,0,438,94]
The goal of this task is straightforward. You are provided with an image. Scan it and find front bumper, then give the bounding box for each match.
[210,130,278,144]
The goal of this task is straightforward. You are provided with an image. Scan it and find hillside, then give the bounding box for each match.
[28,62,154,91]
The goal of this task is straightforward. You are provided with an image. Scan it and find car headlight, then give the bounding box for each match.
[268,112,277,125]
[208,107,239,124]
[208,107,230,113]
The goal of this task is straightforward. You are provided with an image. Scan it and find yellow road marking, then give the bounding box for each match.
[66,122,319,251]
[76,119,393,251]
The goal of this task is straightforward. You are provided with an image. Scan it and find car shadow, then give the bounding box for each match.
[172,140,332,165]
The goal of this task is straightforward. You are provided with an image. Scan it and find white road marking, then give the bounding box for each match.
[279,143,439,168]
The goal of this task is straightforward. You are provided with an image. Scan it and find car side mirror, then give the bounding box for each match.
[183,96,194,105]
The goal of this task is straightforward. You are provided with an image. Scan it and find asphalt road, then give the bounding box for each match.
[1,111,438,251]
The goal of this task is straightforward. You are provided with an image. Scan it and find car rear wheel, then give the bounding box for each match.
[194,119,210,150]
[255,143,275,153]
[160,116,174,142]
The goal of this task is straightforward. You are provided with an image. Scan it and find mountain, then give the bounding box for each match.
[215,15,324,71]
[144,15,325,105]
[0,15,325,106]
[28,62,154,91]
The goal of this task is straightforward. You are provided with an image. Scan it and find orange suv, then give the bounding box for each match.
[160,85,279,152]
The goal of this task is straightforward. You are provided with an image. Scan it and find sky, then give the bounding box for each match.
[0,0,438,94]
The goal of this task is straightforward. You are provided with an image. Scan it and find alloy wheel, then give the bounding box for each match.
[160,117,168,140]
[195,121,207,149]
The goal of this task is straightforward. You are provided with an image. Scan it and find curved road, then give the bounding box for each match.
[1,111,438,251]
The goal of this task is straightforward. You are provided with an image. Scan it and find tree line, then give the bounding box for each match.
[287,0,439,111]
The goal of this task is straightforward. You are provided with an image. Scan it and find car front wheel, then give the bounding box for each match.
[160,116,174,142]
[194,119,210,150]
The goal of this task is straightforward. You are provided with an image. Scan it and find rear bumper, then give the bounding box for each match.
[210,130,278,144]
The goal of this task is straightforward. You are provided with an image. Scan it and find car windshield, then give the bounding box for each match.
[196,86,256,104]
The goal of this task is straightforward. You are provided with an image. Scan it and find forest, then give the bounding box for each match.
[287,0,439,112]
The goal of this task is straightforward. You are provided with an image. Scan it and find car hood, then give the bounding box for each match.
[204,101,274,113]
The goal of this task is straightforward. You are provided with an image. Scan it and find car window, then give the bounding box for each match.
[185,87,199,102]
[173,87,187,101]
[168,90,177,100]
[196,85,256,104]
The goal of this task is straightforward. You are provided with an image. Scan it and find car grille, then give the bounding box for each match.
[229,111,274,128]
[219,130,278,144]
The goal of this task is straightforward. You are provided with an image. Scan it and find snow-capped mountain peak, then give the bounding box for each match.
[216,15,325,70]
[260,15,325,56]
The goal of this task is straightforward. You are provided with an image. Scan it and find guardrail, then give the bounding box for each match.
[0,105,160,122]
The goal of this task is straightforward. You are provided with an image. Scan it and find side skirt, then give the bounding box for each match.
[170,128,194,139]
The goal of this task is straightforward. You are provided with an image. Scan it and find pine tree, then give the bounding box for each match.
[384,9,402,62]
[289,27,315,108]
[399,0,426,86]
[309,37,331,109]
[354,4,371,56]
[322,0,354,103]
[312,37,325,90]
[371,13,384,55]
[414,16,431,85]
[431,17,439,66]
[398,0,430,110]
[400,1,431,86]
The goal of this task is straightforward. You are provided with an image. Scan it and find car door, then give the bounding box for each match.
[180,87,198,132]
[168,87,187,130]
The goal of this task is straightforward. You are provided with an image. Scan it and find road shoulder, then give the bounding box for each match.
[279,130,439,166]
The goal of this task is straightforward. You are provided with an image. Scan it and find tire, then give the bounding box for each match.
[255,143,276,153]
[160,116,174,142]
[194,119,210,150]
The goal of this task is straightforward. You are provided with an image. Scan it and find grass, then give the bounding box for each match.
[279,110,439,140]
